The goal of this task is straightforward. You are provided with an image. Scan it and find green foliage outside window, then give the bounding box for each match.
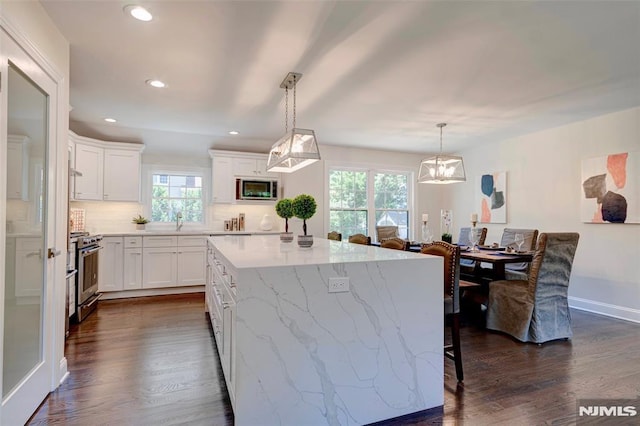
[151,174,203,223]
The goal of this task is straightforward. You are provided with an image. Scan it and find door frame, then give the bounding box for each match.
[0,11,69,424]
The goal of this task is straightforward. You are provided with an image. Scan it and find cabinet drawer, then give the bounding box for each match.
[124,236,143,247]
[178,235,207,247]
[143,236,177,247]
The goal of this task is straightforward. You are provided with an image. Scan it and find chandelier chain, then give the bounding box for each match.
[293,75,297,128]
[285,86,289,134]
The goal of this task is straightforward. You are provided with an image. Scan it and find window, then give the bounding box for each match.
[151,173,203,223]
[329,167,412,241]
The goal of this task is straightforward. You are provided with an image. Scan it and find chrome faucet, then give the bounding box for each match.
[176,212,183,231]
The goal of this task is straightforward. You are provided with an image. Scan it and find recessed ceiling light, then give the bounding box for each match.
[104,118,117,123]
[124,5,153,22]
[229,131,239,135]
[146,79,166,88]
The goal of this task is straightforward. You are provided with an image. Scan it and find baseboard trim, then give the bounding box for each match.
[100,286,204,300]
[569,296,640,324]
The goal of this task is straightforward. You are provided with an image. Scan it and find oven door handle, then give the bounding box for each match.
[80,246,103,257]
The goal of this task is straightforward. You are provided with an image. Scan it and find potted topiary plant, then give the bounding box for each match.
[132,214,149,230]
[275,198,294,243]
[292,194,317,248]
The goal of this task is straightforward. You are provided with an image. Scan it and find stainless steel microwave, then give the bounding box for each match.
[235,178,278,200]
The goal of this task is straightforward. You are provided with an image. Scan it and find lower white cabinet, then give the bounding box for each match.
[142,247,178,288]
[99,237,124,292]
[123,248,143,290]
[206,240,236,404]
[98,234,206,293]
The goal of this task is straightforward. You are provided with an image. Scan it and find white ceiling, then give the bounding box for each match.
[41,0,640,156]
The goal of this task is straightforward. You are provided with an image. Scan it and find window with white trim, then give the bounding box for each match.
[328,167,412,241]
[151,173,204,223]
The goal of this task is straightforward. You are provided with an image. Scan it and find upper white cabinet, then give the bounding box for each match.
[211,156,233,204]
[103,149,141,201]
[69,131,144,202]
[74,143,104,200]
[232,157,277,178]
[7,135,30,200]
[209,150,280,204]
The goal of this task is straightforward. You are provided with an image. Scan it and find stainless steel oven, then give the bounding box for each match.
[76,234,102,321]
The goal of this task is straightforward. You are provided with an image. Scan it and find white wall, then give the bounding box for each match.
[448,107,640,322]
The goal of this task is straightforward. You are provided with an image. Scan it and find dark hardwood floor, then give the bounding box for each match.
[28,293,640,425]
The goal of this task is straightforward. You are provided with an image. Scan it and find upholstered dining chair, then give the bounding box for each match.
[327,231,342,241]
[379,237,409,251]
[500,228,539,280]
[457,226,487,273]
[420,241,464,382]
[348,234,371,245]
[375,226,398,243]
[486,232,580,344]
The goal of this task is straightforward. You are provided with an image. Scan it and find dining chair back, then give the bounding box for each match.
[500,228,539,278]
[458,227,487,268]
[375,226,398,243]
[420,241,464,381]
[348,234,371,245]
[327,231,342,241]
[487,232,580,344]
[379,237,409,251]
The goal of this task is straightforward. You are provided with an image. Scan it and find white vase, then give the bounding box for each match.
[135,223,145,231]
[260,214,273,231]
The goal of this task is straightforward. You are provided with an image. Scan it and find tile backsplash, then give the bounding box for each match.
[70,201,281,233]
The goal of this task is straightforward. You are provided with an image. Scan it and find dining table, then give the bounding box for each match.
[459,247,533,281]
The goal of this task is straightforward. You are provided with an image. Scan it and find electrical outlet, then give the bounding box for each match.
[328,277,350,293]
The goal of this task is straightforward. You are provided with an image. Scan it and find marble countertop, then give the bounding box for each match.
[209,234,429,269]
[99,230,280,237]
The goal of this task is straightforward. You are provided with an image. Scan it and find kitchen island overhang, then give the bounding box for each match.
[206,235,444,425]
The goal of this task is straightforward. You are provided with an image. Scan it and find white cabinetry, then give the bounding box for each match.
[74,143,103,200]
[7,135,30,200]
[123,237,143,290]
[211,156,233,203]
[104,149,141,201]
[232,157,277,178]
[70,131,144,202]
[206,239,236,404]
[99,237,123,292]
[209,150,280,204]
[142,235,206,289]
[177,236,207,285]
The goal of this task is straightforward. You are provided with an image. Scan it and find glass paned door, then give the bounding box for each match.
[2,29,57,425]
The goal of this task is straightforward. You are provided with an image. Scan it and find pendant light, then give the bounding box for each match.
[418,123,466,184]
[267,72,321,173]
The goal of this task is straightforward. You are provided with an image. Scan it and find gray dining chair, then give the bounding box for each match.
[486,232,580,344]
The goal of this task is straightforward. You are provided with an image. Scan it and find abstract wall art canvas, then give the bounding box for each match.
[581,152,639,224]
[476,171,507,223]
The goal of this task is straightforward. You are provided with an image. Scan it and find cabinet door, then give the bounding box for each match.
[212,156,233,203]
[177,246,206,285]
[7,140,28,200]
[142,247,178,288]
[123,248,143,290]
[98,237,124,292]
[256,158,279,178]
[232,157,257,177]
[74,143,104,200]
[221,284,236,398]
[68,141,76,201]
[104,149,140,201]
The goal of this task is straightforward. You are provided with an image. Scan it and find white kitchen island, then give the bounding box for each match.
[206,235,443,426]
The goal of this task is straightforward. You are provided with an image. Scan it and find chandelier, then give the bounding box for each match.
[418,123,466,184]
[266,72,321,173]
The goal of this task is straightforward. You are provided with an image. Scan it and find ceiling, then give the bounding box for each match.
[41,0,640,156]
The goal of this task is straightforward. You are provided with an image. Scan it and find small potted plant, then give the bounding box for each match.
[292,194,317,248]
[441,232,453,243]
[275,198,294,243]
[132,214,149,230]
